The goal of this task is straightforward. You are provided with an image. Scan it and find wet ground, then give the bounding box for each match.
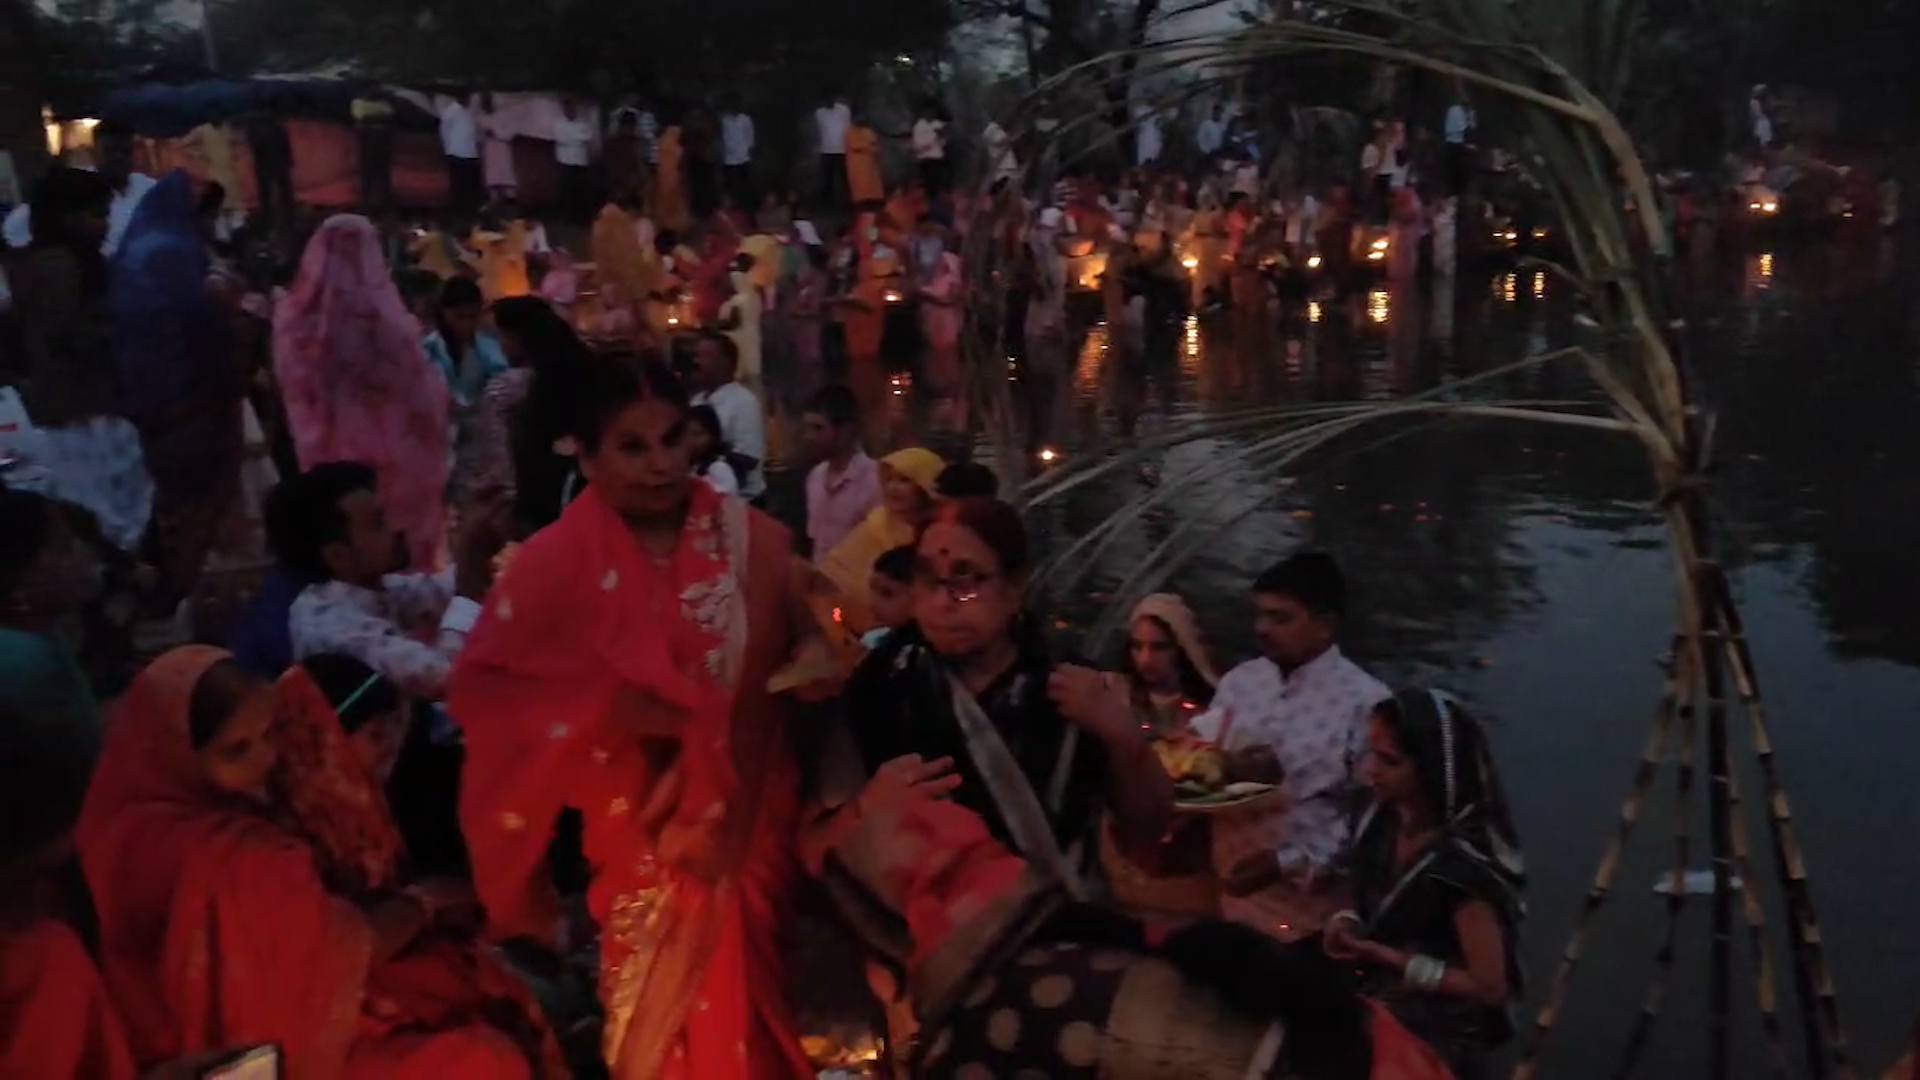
[795,233,1920,1075]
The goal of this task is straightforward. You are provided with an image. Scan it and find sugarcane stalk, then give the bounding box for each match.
[1723,705,1792,1080]
[1609,636,1699,1080]
[1701,578,1736,1080]
[1511,634,1686,1080]
[1710,565,1855,1079]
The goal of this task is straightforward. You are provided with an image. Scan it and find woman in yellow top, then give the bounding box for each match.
[469,219,532,300]
[845,120,885,207]
[816,447,944,632]
[652,126,690,232]
[407,224,465,280]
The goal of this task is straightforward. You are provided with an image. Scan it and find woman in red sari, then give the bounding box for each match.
[76,646,536,1077]
[270,654,565,1075]
[451,356,837,1079]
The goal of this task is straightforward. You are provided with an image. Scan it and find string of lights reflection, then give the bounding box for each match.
[1489,271,1549,303]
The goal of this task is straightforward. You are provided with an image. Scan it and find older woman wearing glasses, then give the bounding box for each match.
[808,495,1175,1071]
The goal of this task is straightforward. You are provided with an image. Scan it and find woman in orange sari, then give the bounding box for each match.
[76,646,536,1077]
[452,357,838,1079]
[845,118,885,207]
[653,126,691,233]
[591,200,671,344]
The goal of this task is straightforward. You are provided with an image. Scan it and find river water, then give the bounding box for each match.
[794,232,1919,1074]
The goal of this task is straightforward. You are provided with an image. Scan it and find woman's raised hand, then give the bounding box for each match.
[1047,664,1130,735]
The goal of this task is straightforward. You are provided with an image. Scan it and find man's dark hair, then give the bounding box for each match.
[935,461,998,500]
[1252,551,1346,619]
[266,462,378,584]
[699,330,739,370]
[872,544,916,584]
[804,383,859,430]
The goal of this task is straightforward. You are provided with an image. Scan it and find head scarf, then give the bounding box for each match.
[1129,593,1220,687]
[109,170,228,438]
[882,447,944,496]
[816,448,946,632]
[77,645,233,824]
[76,645,377,1073]
[1374,689,1526,994]
[268,667,404,898]
[272,215,449,569]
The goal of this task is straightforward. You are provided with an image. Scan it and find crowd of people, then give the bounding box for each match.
[46,78,1920,1080]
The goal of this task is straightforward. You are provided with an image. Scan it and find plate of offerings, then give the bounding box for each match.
[1155,740,1282,814]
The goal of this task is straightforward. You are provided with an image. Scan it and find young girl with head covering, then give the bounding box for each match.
[1103,592,1222,917]
[272,214,450,570]
[1327,688,1527,1079]
[814,446,944,633]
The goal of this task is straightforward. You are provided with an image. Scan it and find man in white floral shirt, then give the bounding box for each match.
[1189,552,1390,941]
[282,462,509,700]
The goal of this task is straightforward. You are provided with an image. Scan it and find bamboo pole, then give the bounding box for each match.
[1512,635,1686,1080]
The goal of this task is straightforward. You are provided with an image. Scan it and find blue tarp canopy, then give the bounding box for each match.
[77,77,436,138]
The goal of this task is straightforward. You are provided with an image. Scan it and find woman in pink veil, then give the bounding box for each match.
[272,215,450,569]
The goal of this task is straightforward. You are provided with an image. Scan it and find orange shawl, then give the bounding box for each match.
[76,646,373,1074]
[452,483,811,1078]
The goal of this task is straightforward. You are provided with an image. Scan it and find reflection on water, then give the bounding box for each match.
[876,234,1920,1071]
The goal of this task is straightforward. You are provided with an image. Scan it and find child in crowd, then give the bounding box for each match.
[861,544,915,649]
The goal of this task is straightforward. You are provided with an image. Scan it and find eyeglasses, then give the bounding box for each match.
[912,567,998,603]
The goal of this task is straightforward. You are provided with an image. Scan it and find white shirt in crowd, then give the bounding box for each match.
[3,172,157,256]
[1750,95,1772,148]
[721,111,756,167]
[289,566,482,701]
[983,121,1019,183]
[1135,110,1163,165]
[552,116,594,167]
[692,381,766,499]
[1444,104,1473,145]
[630,109,661,164]
[816,102,852,155]
[1189,647,1391,940]
[1197,115,1227,156]
[439,97,479,159]
[912,117,946,161]
[700,460,741,496]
